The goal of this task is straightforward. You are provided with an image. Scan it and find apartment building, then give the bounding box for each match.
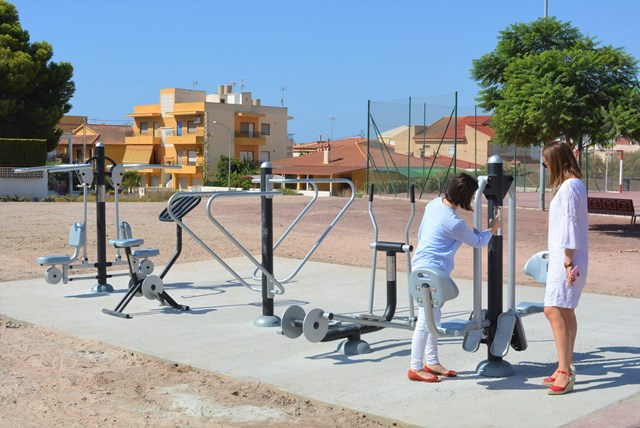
[126,85,293,189]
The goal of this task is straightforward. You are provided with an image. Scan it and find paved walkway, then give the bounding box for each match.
[1,257,638,427]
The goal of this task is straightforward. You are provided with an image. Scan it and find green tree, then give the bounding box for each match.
[0,1,75,151]
[471,17,640,148]
[215,156,257,189]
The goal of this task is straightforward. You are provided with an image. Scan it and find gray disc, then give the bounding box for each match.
[141,275,164,300]
[281,305,305,339]
[303,308,328,343]
[139,259,154,275]
[44,267,62,284]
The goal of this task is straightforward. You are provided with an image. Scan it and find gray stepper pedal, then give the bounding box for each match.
[463,309,486,353]
[463,328,483,352]
[490,312,516,357]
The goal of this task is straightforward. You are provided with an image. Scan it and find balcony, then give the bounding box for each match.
[164,134,204,145]
[176,164,204,175]
[125,135,160,145]
[234,131,265,146]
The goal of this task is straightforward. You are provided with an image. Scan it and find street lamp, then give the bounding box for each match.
[212,121,232,190]
[329,114,337,141]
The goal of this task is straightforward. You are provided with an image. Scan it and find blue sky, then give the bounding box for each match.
[11,0,640,144]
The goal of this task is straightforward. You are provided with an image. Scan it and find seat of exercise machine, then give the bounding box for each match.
[38,255,72,265]
[38,222,85,266]
[159,195,201,222]
[131,248,160,258]
[110,238,144,249]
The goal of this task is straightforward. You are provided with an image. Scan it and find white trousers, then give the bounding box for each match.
[410,305,441,370]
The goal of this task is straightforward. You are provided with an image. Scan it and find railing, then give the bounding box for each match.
[235,131,262,138]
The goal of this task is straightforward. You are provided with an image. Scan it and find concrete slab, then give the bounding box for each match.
[1,257,639,427]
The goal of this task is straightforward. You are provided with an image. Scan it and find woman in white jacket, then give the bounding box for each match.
[408,173,499,382]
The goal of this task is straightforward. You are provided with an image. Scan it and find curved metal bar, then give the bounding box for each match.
[14,164,93,174]
[165,191,284,295]
[367,184,378,314]
[405,185,416,321]
[473,176,488,327]
[205,192,286,295]
[251,178,356,283]
[507,185,516,310]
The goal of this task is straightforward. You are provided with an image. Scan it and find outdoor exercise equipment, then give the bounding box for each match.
[250,175,356,284]
[16,143,178,292]
[101,235,186,319]
[164,162,356,326]
[30,164,94,284]
[411,155,544,377]
[280,184,416,354]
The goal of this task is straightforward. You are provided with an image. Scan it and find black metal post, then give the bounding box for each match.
[254,162,281,327]
[92,143,113,293]
[477,155,514,377]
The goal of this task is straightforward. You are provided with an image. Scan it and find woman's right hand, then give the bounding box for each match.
[489,211,501,234]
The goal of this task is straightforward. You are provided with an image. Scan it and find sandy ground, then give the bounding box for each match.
[1,195,638,427]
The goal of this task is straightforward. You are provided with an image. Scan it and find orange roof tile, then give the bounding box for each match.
[414,115,494,142]
[59,124,133,147]
[273,137,477,176]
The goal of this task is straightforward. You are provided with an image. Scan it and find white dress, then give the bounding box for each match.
[544,178,588,308]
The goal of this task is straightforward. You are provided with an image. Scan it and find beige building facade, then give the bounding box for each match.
[126,85,293,190]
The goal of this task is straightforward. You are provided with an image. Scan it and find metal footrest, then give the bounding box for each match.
[515,302,544,316]
[355,313,386,322]
[463,309,486,352]
[490,312,516,357]
[463,328,484,352]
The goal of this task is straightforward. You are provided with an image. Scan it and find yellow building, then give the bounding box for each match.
[126,85,293,190]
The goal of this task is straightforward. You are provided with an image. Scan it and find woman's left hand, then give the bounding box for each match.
[566,265,578,286]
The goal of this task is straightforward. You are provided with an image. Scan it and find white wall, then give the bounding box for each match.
[0,168,49,199]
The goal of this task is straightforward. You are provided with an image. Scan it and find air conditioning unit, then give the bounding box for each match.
[194,117,201,124]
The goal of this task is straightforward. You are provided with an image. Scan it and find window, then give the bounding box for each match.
[240,122,254,137]
[153,122,159,137]
[140,122,149,134]
[177,121,183,136]
[188,150,197,165]
[260,123,270,136]
[447,145,455,155]
[239,151,254,161]
[176,149,183,165]
[187,120,196,134]
[260,151,270,162]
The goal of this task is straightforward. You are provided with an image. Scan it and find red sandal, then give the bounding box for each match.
[408,370,440,383]
[423,365,457,378]
[542,366,576,385]
[547,370,575,395]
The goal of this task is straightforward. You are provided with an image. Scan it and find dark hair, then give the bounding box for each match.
[444,172,478,211]
[542,141,582,190]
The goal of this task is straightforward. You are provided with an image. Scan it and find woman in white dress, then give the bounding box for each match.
[542,141,588,395]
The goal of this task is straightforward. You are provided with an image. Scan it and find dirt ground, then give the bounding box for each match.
[1,195,638,427]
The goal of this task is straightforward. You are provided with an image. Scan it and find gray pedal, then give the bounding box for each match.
[463,309,486,352]
[356,313,385,322]
[463,328,483,353]
[515,302,544,316]
[490,312,516,357]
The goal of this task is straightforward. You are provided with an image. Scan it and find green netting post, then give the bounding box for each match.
[407,96,412,196]
[453,91,458,175]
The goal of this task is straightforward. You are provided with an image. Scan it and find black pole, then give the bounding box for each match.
[477,155,514,377]
[486,161,503,364]
[254,162,281,327]
[92,143,113,293]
